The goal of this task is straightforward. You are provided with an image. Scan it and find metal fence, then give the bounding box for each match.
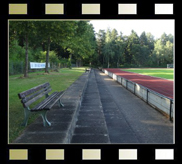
[9,61,65,75]
[9,61,24,75]
[102,69,174,121]
[167,64,174,68]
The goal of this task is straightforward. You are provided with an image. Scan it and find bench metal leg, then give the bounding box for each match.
[59,99,64,107]
[40,110,51,127]
[21,107,31,126]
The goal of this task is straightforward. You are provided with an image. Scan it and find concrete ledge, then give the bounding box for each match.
[63,71,90,143]
[102,69,174,121]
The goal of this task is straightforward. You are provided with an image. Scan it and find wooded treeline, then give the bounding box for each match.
[9,21,174,76]
[96,29,173,68]
[9,21,96,77]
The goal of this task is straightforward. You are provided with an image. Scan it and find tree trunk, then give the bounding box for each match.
[69,54,72,69]
[24,34,28,77]
[117,58,119,68]
[70,54,72,63]
[103,56,104,66]
[45,37,50,73]
[108,58,109,68]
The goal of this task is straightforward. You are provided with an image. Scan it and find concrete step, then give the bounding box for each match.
[70,69,110,143]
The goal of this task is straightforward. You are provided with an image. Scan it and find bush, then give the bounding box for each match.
[67,58,72,69]
[9,39,25,61]
[39,51,60,64]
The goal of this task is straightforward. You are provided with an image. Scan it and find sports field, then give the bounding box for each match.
[122,68,174,80]
[104,68,173,99]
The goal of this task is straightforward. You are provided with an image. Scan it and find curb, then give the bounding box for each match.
[64,70,91,143]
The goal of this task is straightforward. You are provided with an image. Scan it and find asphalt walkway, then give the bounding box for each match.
[13,69,173,144]
[95,69,173,143]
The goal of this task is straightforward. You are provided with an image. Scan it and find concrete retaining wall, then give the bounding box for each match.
[102,69,174,121]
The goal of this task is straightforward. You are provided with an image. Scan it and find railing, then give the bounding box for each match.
[102,69,174,121]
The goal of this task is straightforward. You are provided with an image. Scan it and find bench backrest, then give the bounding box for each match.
[18,82,52,108]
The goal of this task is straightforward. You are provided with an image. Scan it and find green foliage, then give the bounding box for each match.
[95,26,173,68]
[67,58,72,69]
[64,21,97,67]
[153,36,173,66]
[96,29,106,66]
[9,20,97,73]
[9,20,174,72]
[39,51,60,64]
[9,39,25,61]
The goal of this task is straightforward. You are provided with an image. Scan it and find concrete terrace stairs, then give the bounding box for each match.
[71,69,110,143]
[13,69,173,144]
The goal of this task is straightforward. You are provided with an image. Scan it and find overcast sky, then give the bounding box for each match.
[90,20,174,39]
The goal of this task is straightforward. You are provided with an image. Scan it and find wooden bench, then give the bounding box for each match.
[18,82,65,127]
[85,68,91,73]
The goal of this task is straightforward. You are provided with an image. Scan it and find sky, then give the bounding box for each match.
[89,20,174,39]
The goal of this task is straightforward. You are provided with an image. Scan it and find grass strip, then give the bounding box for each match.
[123,69,174,80]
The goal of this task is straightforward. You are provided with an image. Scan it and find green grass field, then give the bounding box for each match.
[123,68,174,80]
[9,67,85,143]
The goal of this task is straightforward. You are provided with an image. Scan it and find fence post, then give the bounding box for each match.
[169,99,173,121]
[12,61,14,75]
[146,89,149,104]
[21,61,23,74]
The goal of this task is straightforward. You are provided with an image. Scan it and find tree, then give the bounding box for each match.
[63,21,97,67]
[115,33,125,67]
[146,32,155,52]
[36,21,77,73]
[9,21,36,77]
[168,34,173,43]
[124,30,140,65]
[103,28,112,68]
[161,33,168,45]
[153,33,174,66]
[110,29,118,67]
[96,29,106,66]
[140,32,148,46]
[138,32,151,66]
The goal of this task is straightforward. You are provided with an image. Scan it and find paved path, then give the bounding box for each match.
[104,68,173,99]
[13,69,173,144]
[71,69,173,143]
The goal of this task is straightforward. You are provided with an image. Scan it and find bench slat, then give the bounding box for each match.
[23,85,51,103]
[24,88,52,107]
[18,82,50,99]
[45,91,65,110]
[31,91,65,111]
[31,92,58,111]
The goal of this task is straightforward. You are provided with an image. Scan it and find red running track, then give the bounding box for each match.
[104,68,173,99]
